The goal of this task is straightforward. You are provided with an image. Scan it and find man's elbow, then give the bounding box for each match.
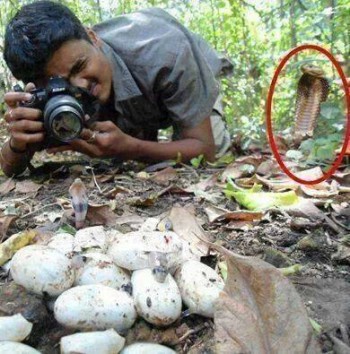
[203,143,216,162]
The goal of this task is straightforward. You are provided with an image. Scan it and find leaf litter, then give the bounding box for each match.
[0,150,349,353]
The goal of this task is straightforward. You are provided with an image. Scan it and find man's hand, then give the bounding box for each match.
[47,121,132,158]
[4,83,44,151]
[47,117,216,163]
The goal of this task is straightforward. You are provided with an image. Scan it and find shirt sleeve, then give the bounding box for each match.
[158,39,220,130]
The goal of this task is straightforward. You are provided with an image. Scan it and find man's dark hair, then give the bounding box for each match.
[4,1,91,83]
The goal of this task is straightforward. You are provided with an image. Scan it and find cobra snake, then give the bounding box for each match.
[293,64,329,144]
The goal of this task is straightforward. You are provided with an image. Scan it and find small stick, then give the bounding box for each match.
[87,166,102,194]
[174,323,207,344]
[21,203,63,219]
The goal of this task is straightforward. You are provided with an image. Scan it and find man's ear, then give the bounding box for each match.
[85,28,100,47]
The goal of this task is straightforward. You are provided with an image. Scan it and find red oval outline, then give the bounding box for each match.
[266,44,350,185]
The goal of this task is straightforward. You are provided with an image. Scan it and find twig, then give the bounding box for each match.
[87,166,102,194]
[174,323,207,344]
[21,203,64,219]
[330,213,350,231]
[179,163,200,183]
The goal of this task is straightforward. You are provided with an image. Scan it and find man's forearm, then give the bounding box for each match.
[125,136,215,162]
[0,141,32,177]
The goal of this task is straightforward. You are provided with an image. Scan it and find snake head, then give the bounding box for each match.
[301,64,325,78]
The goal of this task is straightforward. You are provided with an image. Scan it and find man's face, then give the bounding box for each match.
[44,37,112,104]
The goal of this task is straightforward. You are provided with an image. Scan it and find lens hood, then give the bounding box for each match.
[44,95,85,142]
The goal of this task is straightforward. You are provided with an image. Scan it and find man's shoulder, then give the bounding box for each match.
[93,7,182,35]
[93,8,192,66]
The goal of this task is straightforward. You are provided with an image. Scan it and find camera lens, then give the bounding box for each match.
[44,95,84,142]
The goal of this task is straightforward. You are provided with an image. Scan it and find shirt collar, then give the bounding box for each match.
[100,41,142,103]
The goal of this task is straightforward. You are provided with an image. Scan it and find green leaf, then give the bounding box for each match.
[314,145,335,161]
[207,152,235,167]
[224,180,298,210]
[218,261,228,281]
[57,223,76,235]
[190,154,204,168]
[309,318,323,335]
[320,102,342,120]
[279,264,303,276]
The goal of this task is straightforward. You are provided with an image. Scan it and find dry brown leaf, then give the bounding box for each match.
[224,220,255,230]
[204,205,263,224]
[333,170,350,187]
[115,213,145,227]
[86,204,117,226]
[256,174,299,191]
[223,211,263,222]
[15,181,42,194]
[235,175,261,188]
[0,215,18,241]
[96,174,115,183]
[151,167,177,185]
[235,154,263,166]
[283,198,340,233]
[221,163,246,182]
[256,167,332,194]
[300,185,338,198]
[104,186,131,198]
[186,172,219,193]
[214,247,320,353]
[256,159,280,176]
[204,205,230,223]
[293,277,350,332]
[0,178,16,196]
[169,206,209,257]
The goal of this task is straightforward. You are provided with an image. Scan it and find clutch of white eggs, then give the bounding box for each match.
[2,226,225,353]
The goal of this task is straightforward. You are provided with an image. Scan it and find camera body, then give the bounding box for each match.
[16,77,99,144]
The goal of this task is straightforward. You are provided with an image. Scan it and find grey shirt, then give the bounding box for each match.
[93,7,232,139]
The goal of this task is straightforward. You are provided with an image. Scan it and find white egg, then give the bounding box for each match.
[74,253,131,290]
[54,284,136,332]
[107,231,184,271]
[61,329,125,354]
[0,341,41,353]
[120,342,176,354]
[74,226,108,253]
[132,269,181,326]
[174,260,225,318]
[47,232,74,256]
[10,245,75,296]
[0,314,32,342]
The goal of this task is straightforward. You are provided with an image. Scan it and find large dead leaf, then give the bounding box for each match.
[169,206,209,257]
[256,167,336,196]
[221,162,247,181]
[0,178,16,195]
[214,247,320,353]
[86,204,117,226]
[293,277,350,332]
[0,230,37,266]
[256,159,280,176]
[185,173,221,203]
[15,181,42,194]
[0,215,18,241]
[204,205,263,224]
[151,167,177,185]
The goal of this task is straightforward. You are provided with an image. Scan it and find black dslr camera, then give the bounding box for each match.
[15,77,100,144]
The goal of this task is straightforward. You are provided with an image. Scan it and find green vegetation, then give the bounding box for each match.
[0,0,349,149]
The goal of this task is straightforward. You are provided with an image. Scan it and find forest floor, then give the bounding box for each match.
[1,124,350,353]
